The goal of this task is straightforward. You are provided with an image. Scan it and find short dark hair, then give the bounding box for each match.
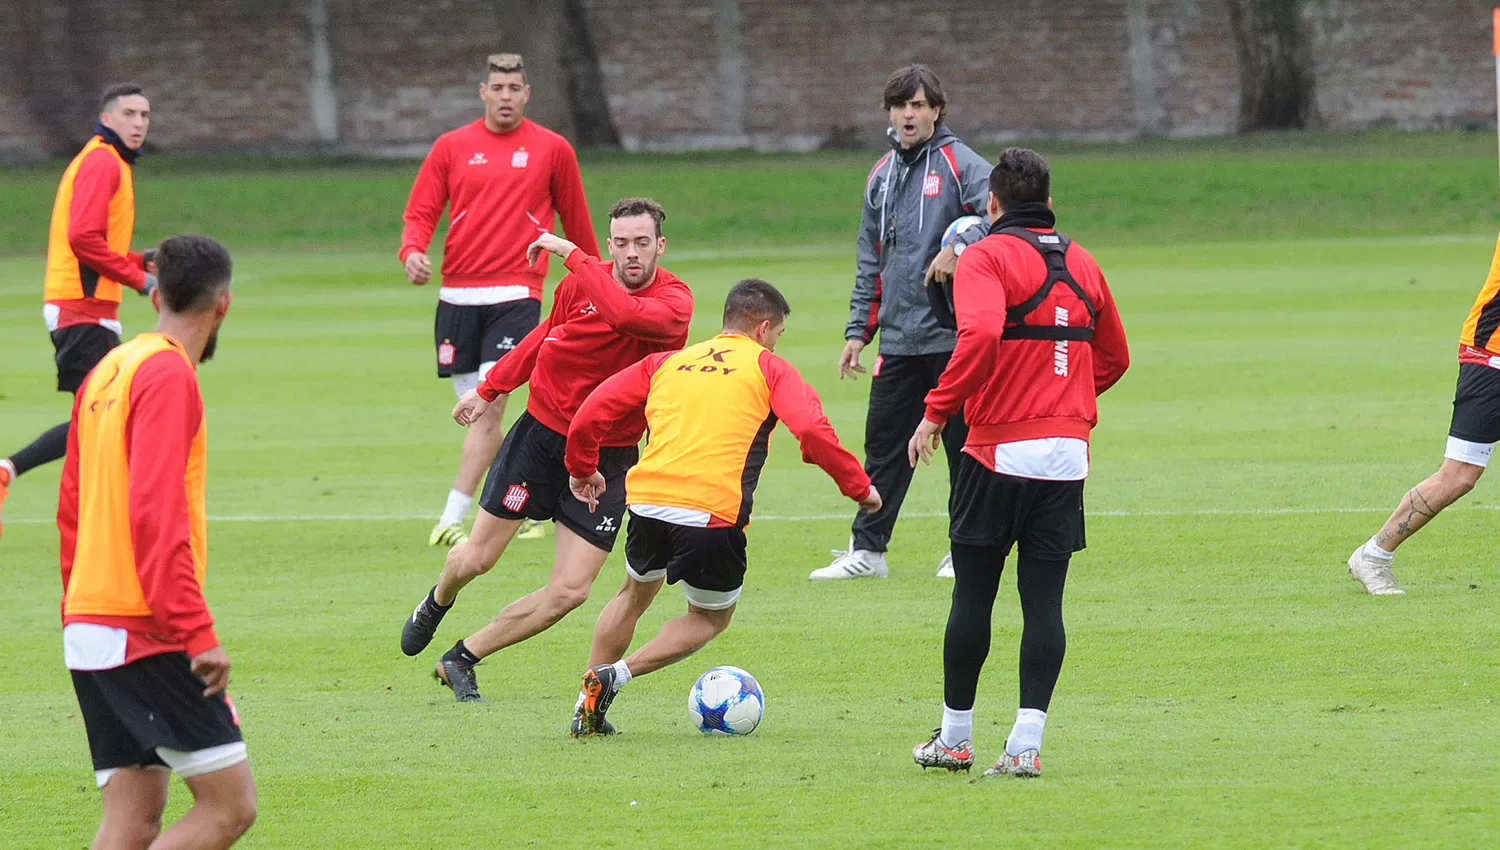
[100,82,145,114]
[485,52,527,84]
[155,234,232,314]
[989,147,1051,210]
[882,64,946,121]
[609,197,666,237]
[723,278,791,331]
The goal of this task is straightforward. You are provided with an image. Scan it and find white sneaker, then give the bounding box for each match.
[936,551,954,578]
[1346,545,1404,595]
[809,543,889,580]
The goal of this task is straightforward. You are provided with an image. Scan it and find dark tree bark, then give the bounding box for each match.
[1227,0,1318,130]
[488,0,619,148]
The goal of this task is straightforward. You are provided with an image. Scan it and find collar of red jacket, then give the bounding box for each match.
[93,123,141,165]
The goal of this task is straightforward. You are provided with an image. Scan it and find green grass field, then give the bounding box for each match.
[3,133,1500,848]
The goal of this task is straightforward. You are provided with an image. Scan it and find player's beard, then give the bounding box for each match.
[201,327,220,363]
[621,258,657,290]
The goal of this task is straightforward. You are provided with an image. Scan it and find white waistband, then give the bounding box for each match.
[439,285,532,306]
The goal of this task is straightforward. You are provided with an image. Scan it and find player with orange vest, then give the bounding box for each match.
[562,278,881,736]
[1346,235,1500,594]
[0,83,158,537]
[57,234,257,847]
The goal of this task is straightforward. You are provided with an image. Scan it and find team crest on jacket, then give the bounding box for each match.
[503,484,529,512]
[438,342,456,366]
[512,149,529,168]
[923,172,942,197]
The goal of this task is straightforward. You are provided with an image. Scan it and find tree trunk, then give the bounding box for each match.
[1228,0,1317,130]
[487,0,618,148]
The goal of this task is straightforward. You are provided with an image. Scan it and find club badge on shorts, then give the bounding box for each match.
[438,341,456,367]
[503,484,529,512]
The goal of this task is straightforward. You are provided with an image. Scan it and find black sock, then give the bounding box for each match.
[942,542,1007,710]
[1016,553,1070,712]
[426,586,452,611]
[444,640,481,666]
[10,422,70,476]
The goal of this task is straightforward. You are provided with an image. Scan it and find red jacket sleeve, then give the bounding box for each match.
[551,141,599,258]
[924,248,1006,424]
[126,352,218,657]
[399,136,450,262]
[760,351,872,501]
[564,352,668,478]
[68,148,147,290]
[561,250,692,342]
[478,283,567,401]
[1090,273,1129,396]
[57,388,85,607]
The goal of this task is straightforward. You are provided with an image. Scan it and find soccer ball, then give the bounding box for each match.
[689,666,764,736]
[941,214,984,249]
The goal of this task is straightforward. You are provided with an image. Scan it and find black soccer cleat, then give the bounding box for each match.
[578,664,619,734]
[569,711,617,738]
[434,644,487,703]
[401,589,449,657]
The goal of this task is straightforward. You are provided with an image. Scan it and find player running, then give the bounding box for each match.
[399,53,599,549]
[398,198,692,703]
[57,235,257,847]
[907,149,1129,777]
[563,279,880,737]
[1346,235,1500,594]
[1,83,158,536]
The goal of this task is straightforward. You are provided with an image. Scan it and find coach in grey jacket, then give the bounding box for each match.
[812,64,992,581]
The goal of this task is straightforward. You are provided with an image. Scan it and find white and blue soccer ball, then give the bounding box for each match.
[941,214,984,249]
[689,666,764,736]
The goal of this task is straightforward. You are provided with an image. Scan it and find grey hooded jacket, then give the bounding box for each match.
[845,125,992,356]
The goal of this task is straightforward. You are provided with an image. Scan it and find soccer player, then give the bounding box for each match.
[57,234,257,848]
[907,149,1129,777]
[0,83,158,536]
[563,279,881,736]
[812,64,992,580]
[400,52,599,548]
[1345,237,1500,594]
[398,198,692,702]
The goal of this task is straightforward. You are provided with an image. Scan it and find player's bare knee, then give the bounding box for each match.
[549,581,591,613]
[1438,460,1484,494]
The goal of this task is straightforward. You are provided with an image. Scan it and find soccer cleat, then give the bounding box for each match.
[434,646,487,703]
[429,521,469,548]
[913,729,974,772]
[579,664,620,734]
[0,464,9,538]
[936,551,954,578]
[400,590,450,656]
[515,518,548,541]
[809,542,889,580]
[1346,545,1405,595]
[984,748,1042,778]
[569,709,618,738]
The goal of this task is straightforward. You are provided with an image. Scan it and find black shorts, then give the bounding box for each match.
[624,512,748,610]
[1449,363,1500,444]
[71,652,244,776]
[434,298,540,377]
[478,411,637,551]
[52,323,121,392]
[948,452,1086,558]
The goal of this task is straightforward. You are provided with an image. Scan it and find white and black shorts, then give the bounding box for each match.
[1446,363,1500,467]
[434,298,540,380]
[948,452,1086,559]
[624,512,748,610]
[71,651,246,788]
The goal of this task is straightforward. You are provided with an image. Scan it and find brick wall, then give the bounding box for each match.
[1,0,1495,160]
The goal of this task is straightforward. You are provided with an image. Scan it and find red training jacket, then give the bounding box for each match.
[478,249,692,443]
[924,229,1129,447]
[58,349,218,664]
[399,118,599,298]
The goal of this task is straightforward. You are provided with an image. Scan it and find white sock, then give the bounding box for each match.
[1364,536,1394,561]
[1006,708,1047,756]
[610,659,633,690]
[940,704,973,747]
[0,458,15,483]
[439,489,472,527]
